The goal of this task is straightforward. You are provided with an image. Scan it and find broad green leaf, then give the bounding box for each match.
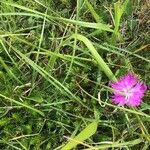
[61,120,98,150]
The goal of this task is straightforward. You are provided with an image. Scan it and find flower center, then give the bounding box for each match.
[123,88,133,102]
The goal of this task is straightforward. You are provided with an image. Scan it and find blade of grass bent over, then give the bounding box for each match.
[0,1,113,32]
[70,34,117,81]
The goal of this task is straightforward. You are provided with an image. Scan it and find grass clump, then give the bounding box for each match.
[0,0,150,149]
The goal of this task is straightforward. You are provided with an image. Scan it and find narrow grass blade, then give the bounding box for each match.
[84,0,102,22]
[84,138,143,149]
[0,1,45,17]
[0,12,48,21]
[0,57,22,84]
[32,9,47,84]
[61,120,98,150]
[0,94,44,116]
[0,39,17,66]
[61,19,113,32]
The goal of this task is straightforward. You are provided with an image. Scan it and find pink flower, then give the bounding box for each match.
[110,73,147,106]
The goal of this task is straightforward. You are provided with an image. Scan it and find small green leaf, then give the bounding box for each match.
[27,95,44,103]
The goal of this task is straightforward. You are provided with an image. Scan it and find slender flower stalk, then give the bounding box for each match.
[110,73,147,106]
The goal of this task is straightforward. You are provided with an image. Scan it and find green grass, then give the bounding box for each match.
[0,0,150,149]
